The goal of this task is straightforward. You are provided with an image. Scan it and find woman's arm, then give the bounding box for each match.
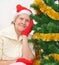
[0,60,16,65]
[22,35,35,60]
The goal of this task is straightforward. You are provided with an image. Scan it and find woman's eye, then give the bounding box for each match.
[20,18,23,20]
[26,19,30,22]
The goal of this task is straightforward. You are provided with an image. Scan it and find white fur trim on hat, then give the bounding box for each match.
[16,10,32,15]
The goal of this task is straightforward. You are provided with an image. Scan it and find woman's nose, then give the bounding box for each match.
[22,20,26,24]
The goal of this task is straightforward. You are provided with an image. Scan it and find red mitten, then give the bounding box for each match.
[16,58,34,65]
[22,20,33,36]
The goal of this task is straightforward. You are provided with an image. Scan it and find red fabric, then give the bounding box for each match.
[16,58,34,65]
[21,20,34,36]
[16,4,33,36]
[16,4,32,13]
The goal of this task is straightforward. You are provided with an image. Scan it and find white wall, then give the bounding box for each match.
[0,0,34,30]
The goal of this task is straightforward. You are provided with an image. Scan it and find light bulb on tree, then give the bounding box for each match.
[54,0,59,4]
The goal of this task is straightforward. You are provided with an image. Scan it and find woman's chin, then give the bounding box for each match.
[18,28,24,32]
[18,27,25,30]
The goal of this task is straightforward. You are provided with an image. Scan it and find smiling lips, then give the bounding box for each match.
[18,23,26,28]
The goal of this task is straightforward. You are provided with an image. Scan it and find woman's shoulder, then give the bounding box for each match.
[0,25,14,35]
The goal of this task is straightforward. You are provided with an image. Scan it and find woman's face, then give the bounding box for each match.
[14,13,30,33]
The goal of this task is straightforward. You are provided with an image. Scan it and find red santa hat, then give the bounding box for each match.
[16,4,32,16]
[12,4,33,23]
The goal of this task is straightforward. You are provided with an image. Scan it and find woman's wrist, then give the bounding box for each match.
[22,35,27,38]
[22,35,28,40]
[22,35,29,45]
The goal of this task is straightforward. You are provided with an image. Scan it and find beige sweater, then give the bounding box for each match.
[0,25,35,60]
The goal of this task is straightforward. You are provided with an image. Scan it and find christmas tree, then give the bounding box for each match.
[30,0,59,65]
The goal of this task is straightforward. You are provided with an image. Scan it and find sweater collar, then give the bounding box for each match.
[2,24,22,41]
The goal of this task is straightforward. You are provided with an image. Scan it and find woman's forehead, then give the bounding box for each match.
[18,14,30,19]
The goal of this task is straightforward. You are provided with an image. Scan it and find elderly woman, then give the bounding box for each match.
[0,4,35,65]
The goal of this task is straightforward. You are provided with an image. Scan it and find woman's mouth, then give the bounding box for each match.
[18,23,26,28]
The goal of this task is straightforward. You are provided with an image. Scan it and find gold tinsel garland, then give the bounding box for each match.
[45,53,59,61]
[32,33,59,41]
[33,53,59,65]
[33,59,41,65]
[34,0,59,20]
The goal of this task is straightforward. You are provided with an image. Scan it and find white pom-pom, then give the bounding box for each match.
[9,62,26,65]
